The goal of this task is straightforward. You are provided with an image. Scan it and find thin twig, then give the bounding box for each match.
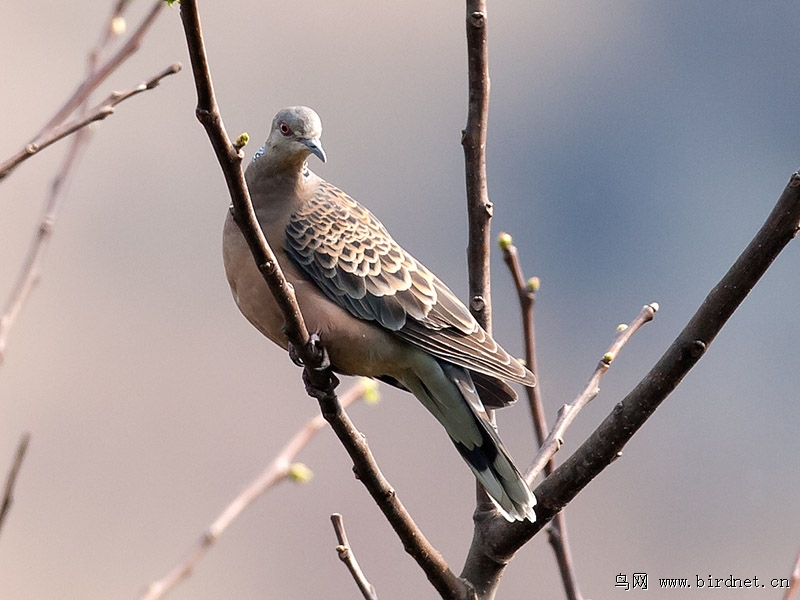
[0,64,180,366]
[138,381,374,600]
[37,1,164,147]
[0,433,31,537]
[331,513,379,600]
[0,129,90,367]
[0,0,171,366]
[784,548,800,600]
[176,2,468,597]
[314,389,470,598]
[0,64,181,184]
[0,0,165,182]
[525,303,658,483]
[498,235,545,454]
[499,232,584,600]
[462,170,800,597]
[545,518,581,600]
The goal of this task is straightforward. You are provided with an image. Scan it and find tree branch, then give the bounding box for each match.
[0,1,165,182]
[499,232,585,600]
[177,0,313,358]
[313,381,471,599]
[462,170,800,597]
[0,0,172,367]
[35,1,165,147]
[462,0,502,527]
[497,235,545,453]
[176,2,468,596]
[0,433,30,537]
[0,129,90,366]
[139,381,374,600]
[0,64,181,186]
[462,0,493,333]
[525,303,658,483]
[331,513,379,600]
[0,64,180,366]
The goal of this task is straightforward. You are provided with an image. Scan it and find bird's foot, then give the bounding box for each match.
[306,333,330,371]
[289,333,338,400]
[287,340,305,367]
[302,367,340,401]
[287,333,331,370]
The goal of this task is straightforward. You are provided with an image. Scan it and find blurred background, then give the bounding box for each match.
[1,2,799,598]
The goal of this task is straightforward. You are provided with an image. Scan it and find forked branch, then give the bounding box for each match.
[331,513,379,600]
[462,171,800,598]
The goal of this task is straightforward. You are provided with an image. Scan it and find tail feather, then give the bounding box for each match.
[443,362,536,522]
[406,359,536,522]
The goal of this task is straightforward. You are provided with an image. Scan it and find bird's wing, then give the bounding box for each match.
[285,181,534,386]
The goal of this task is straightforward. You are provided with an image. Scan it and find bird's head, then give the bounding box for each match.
[262,106,327,167]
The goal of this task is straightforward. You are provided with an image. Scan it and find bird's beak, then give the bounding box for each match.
[303,138,327,163]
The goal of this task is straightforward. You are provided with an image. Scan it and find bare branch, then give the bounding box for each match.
[544,518,582,600]
[34,1,165,145]
[314,383,470,599]
[138,381,373,600]
[498,235,545,454]
[462,0,492,333]
[0,0,172,366]
[462,0,500,524]
[176,2,467,596]
[462,171,800,597]
[0,128,91,367]
[0,64,180,366]
[0,1,165,183]
[331,513,379,600]
[0,64,181,184]
[499,232,584,600]
[525,303,658,483]
[0,433,31,537]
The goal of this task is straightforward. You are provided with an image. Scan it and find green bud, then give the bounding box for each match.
[287,463,313,483]
[234,132,250,150]
[497,232,513,251]
[360,378,380,405]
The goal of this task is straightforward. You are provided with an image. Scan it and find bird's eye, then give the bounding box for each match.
[279,122,292,136]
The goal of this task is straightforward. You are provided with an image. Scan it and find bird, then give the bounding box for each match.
[222,106,536,522]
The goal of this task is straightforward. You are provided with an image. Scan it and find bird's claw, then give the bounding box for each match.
[287,333,330,370]
[306,333,330,371]
[300,333,339,399]
[287,341,304,367]
[302,367,340,400]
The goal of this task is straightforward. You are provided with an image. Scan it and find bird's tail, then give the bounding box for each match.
[409,360,536,522]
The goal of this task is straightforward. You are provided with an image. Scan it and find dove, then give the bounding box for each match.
[222,106,536,521]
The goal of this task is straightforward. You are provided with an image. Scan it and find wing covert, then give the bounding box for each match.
[284,180,533,386]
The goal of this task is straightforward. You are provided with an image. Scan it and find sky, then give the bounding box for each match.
[1,2,799,599]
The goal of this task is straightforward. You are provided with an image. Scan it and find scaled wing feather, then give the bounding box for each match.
[285,181,533,386]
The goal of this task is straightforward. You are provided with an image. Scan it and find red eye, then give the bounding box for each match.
[279,122,292,136]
